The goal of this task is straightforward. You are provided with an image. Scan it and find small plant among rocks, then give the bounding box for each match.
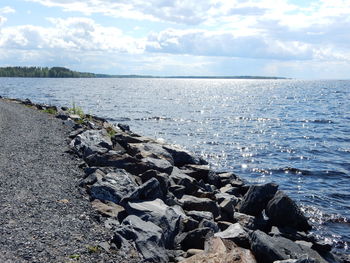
[68,102,85,119]
[42,108,57,115]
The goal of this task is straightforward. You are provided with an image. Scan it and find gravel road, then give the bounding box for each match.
[0,99,138,263]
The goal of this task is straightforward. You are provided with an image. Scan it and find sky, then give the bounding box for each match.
[0,0,350,79]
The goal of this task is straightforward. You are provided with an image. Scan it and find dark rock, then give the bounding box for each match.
[170,167,199,195]
[23,98,32,105]
[311,240,332,253]
[220,185,241,196]
[89,170,138,204]
[187,210,214,222]
[269,226,310,242]
[182,164,211,182]
[178,227,214,250]
[61,106,68,111]
[123,178,164,202]
[215,193,240,206]
[217,221,232,231]
[238,183,278,216]
[68,127,85,139]
[141,170,171,193]
[169,184,186,199]
[214,223,250,248]
[125,199,185,249]
[180,195,221,219]
[250,230,328,263]
[217,172,243,187]
[199,219,220,233]
[266,190,311,232]
[141,157,173,174]
[78,169,105,186]
[56,112,69,120]
[114,215,168,262]
[163,144,204,166]
[117,123,130,132]
[70,129,113,157]
[183,217,199,232]
[219,199,235,221]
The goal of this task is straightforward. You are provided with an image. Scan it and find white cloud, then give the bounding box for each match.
[0,6,16,14]
[0,17,144,53]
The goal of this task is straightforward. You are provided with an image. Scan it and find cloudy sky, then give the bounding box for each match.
[0,0,349,78]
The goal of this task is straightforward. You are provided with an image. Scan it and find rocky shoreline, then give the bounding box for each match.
[2,96,347,263]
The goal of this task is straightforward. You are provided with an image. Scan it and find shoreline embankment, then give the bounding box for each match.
[0,96,348,263]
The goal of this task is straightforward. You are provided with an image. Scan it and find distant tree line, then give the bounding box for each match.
[0,67,96,78]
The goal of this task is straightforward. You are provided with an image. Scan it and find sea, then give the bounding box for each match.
[0,78,349,255]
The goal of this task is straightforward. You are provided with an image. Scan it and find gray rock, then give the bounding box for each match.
[128,143,174,165]
[170,167,199,195]
[215,193,240,206]
[220,185,241,196]
[114,215,169,262]
[125,199,185,249]
[250,230,328,263]
[182,164,211,182]
[141,157,174,174]
[219,199,235,221]
[141,170,172,195]
[234,212,268,231]
[238,183,278,216]
[198,219,220,233]
[180,195,221,219]
[266,191,311,232]
[123,177,164,202]
[70,129,113,157]
[186,210,214,222]
[214,222,250,248]
[163,144,204,166]
[90,170,138,204]
[91,199,126,220]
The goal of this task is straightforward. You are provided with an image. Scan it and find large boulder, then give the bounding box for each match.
[89,170,138,204]
[238,183,278,216]
[178,227,214,250]
[180,195,221,219]
[163,144,206,167]
[122,177,164,202]
[113,215,168,262]
[128,143,174,165]
[179,237,257,263]
[125,199,185,249]
[70,129,113,157]
[141,157,174,174]
[266,191,311,232]
[170,167,199,195]
[250,230,327,263]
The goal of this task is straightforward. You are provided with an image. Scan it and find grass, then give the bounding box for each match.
[42,108,57,115]
[68,102,85,118]
[106,126,116,137]
[87,245,100,253]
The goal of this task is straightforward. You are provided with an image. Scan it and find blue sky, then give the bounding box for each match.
[0,0,349,78]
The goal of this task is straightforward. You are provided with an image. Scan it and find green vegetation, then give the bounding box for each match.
[0,66,95,78]
[0,66,288,79]
[106,126,116,137]
[87,245,100,253]
[68,102,85,118]
[42,108,58,115]
[68,254,81,260]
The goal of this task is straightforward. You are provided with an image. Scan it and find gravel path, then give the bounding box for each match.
[0,99,138,263]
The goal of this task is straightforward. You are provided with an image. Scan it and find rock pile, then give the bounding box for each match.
[14,98,345,263]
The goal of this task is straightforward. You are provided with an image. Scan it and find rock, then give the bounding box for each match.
[182,164,211,182]
[128,143,174,165]
[186,249,204,258]
[113,132,152,145]
[169,184,186,199]
[140,170,172,195]
[180,195,221,219]
[170,167,199,195]
[215,193,240,206]
[89,170,138,204]
[217,221,232,231]
[163,144,206,167]
[123,178,165,202]
[183,216,199,232]
[250,230,328,263]
[219,199,235,221]
[118,123,130,132]
[179,237,257,263]
[234,212,268,231]
[266,191,311,232]
[220,185,241,196]
[311,240,332,253]
[125,199,185,249]
[78,169,105,186]
[141,157,173,174]
[186,210,214,222]
[56,112,69,120]
[199,219,220,233]
[178,227,214,250]
[269,226,310,242]
[91,199,126,219]
[70,129,113,157]
[238,183,278,216]
[214,223,250,248]
[114,215,168,262]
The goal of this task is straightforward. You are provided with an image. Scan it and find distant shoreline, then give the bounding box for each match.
[0,66,288,79]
